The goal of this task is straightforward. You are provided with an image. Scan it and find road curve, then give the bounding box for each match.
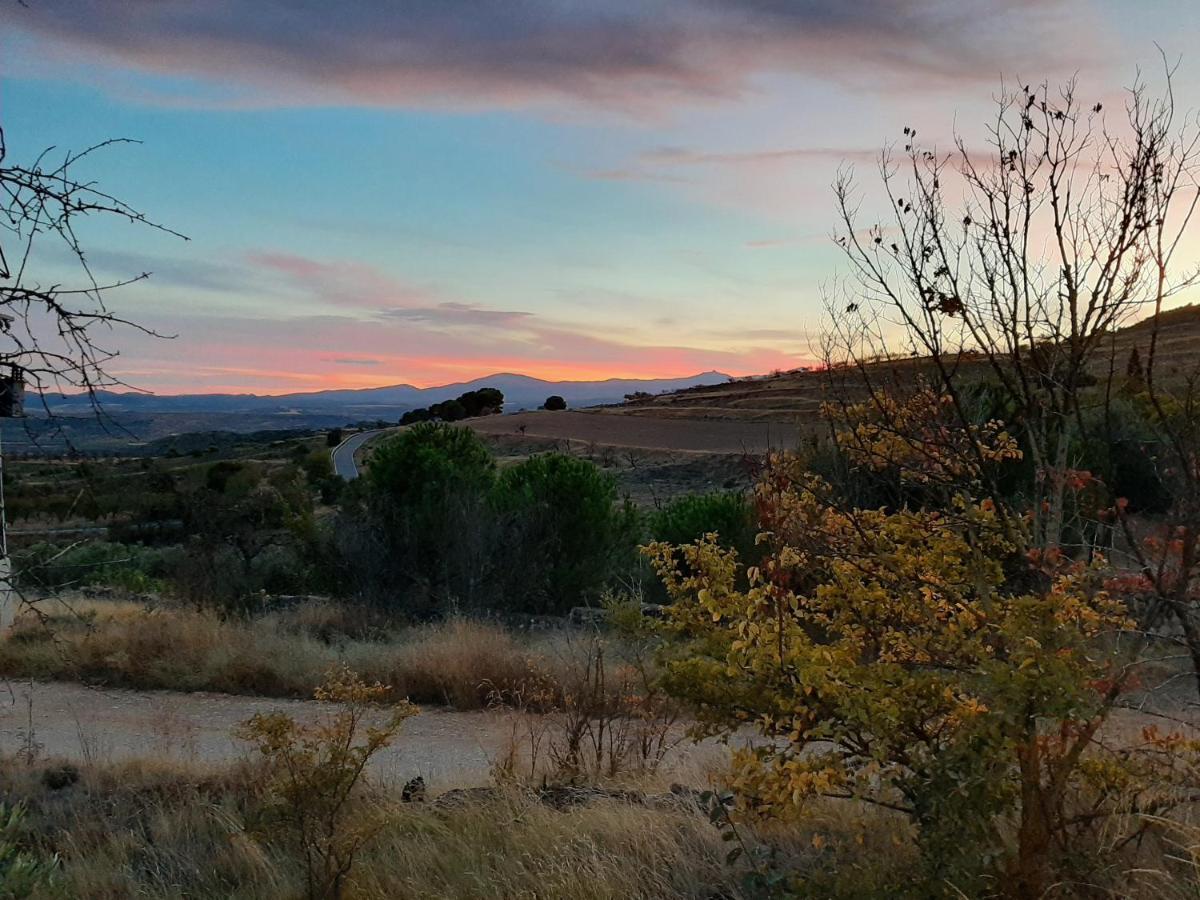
[330,429,388,480]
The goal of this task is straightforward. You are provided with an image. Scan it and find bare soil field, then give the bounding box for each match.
[466,410,803,454]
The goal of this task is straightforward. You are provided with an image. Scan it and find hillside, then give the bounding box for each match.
[610,304,1200,423]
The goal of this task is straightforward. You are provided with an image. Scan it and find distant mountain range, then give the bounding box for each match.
[7,371,729,452]
[45,371,731,419]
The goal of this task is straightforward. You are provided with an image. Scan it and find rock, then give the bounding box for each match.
[535,784,645,811]
[401,775,426,803]
[431,786,502,810]
[41,764,80,791]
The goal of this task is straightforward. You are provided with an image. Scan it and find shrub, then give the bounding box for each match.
[15,540,174,593]
[237,667,417,900]
[647,443,1200,898]
[495,632,682,783]
[542,395,566,411]
[492,454,639,614]
[355,424,497,614]
[649,491,756,558]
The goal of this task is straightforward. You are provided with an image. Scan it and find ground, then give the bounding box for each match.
[0,679,727,790]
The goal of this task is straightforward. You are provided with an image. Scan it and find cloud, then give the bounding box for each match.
[244,252,540,334]
[245,251,439,312]
[379,302,533,328]
[745,238,793,249]
[1,1,1103,113]
[640,146,880,167]
[112,246,815,392]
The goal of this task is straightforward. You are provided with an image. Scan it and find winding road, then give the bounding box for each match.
[330,428,388,480]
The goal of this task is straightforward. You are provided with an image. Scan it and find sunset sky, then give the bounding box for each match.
[2,1,1198,394]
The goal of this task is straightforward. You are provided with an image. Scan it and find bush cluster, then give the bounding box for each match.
[336,423,640,617]
[398,387,504,425]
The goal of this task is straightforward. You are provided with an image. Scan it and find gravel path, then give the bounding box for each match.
[0,680,515,788]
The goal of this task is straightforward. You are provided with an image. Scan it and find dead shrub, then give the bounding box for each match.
[493,634,683,783]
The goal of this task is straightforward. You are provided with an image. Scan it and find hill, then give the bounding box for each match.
[610,304,1200,423]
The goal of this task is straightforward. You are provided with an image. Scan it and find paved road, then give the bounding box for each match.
[330,429,388,480]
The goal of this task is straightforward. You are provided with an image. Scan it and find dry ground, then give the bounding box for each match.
[466,409,803,453]
[0,679,728,790]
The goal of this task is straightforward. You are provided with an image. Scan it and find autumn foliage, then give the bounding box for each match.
[646,390,1199,897]
[237,667,417,900]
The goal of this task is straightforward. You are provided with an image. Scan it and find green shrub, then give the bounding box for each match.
[0,803,58,898]
[649,491,756,558]
[492,453,639,614]
[352,424,498,615]
[15,540,174,593]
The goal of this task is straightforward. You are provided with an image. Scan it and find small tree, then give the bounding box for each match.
[493,453,638,614]
[646,443,1193,896]
[175,461,314,611]
[352,423,496,613]
[542,395,567,411]
[325,428,344,448]
[237,667,417,900]
[1,124,183,411]
[828,71,1199,550]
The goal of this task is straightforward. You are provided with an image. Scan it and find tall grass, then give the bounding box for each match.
[0,598,546,708]
[6,754,1189,899]
[0,757,743,900]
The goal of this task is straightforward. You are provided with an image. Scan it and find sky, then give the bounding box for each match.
[1,0,1199,395]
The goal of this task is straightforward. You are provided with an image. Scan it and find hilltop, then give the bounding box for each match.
[610,304,1200,423]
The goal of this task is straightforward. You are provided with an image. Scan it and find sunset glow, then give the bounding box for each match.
[2,1,1197,394]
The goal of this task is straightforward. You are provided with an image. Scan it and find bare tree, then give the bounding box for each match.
[826,66,1200,693]
[0,114,183,623]
[0,124,185,413]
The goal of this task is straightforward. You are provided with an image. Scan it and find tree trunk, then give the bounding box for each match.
[1010,731,1051,899]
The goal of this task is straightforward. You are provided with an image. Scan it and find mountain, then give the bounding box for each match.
[39,371,731,423]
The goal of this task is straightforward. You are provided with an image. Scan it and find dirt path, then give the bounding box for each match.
[0,681,516,788]
[0,681,727,789]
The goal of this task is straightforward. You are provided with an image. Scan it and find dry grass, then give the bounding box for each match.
[10,753,1191,899]
[0,757,744,900]
[0,598,549,709]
